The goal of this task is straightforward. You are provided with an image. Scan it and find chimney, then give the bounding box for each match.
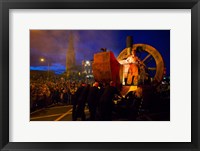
[126,36,133,56]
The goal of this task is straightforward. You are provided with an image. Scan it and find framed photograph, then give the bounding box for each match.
[29,29,170,122]
[0,0,199,150]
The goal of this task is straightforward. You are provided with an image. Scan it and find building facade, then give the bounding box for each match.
[82,60,93,79]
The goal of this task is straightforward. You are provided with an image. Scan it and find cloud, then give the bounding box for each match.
[30,30,118,66]
[30,30,80,66]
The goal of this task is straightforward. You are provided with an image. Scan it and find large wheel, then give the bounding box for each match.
[117,44,165,84]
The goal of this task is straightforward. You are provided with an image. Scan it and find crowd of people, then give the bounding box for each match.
[72,81,123,121]
[30,72,170,121]
[30,73,125,120]
[30,73,87,112]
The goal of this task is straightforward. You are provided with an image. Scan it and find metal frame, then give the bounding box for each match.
[0,0,199,150]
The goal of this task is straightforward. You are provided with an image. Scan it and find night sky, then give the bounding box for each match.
[30,30,170,75]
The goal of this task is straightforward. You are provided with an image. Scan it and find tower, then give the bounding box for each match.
[66,32,76,72]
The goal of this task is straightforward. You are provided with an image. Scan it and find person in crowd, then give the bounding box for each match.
[98,81,122,121]
[87,82,99,120]
[42,85,51,107]
[60,88,64,103]
[65,86,71,105]
[126,86,143,120]
[52,86,60,104]
[30,83,37,111]
[37,86,47,108]
[72,83,86,121]
[98,82,106,97]
[76,84,90,121]
[62,88,69,104]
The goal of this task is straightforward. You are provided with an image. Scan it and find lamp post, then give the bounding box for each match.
[40,58,50,80]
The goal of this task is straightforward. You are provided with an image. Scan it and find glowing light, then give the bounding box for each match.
[40,58,45,62]
[85,61,90,66]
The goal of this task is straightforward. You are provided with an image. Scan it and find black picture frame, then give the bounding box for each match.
[0,0,199,150]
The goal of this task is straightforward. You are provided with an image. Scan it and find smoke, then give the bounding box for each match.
[30,30,120,66]
[74,30,120,62]
[30,30,79,66]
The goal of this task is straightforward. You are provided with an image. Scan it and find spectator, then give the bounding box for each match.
[72,83,86,121]
[62,88,69,104]
[76,84,90,121]
[97,81,122,121]
[87,82,99,120]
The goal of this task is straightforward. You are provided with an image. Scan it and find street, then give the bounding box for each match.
[30,104,89,121]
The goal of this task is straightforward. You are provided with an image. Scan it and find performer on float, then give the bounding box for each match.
[126,49,140,85]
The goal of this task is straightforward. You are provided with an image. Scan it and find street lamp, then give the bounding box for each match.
[40,58,45,62]
[40,58,50,80]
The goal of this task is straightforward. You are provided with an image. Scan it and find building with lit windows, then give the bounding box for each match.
[82,60,93,78]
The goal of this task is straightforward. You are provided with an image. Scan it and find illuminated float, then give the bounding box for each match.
[92,36,165,96]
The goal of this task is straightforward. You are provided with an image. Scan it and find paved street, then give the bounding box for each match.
[30,101,170,121]
[30,104,89,121]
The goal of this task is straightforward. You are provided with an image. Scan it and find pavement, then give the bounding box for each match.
[30,102,170,121]
[30,104,90,121]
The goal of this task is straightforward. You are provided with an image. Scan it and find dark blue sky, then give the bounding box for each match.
[30,30,170,75]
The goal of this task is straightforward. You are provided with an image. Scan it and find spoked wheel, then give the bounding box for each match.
[117,44,165,84]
